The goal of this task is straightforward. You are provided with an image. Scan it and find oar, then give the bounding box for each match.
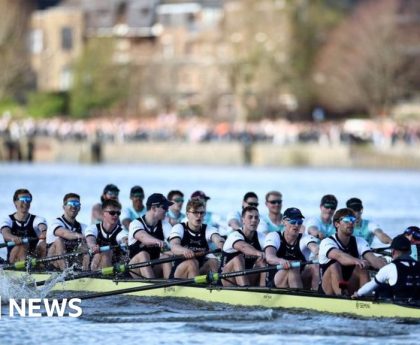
[76,260,315,300]
[36,249,220,287]
[0,237,36,249]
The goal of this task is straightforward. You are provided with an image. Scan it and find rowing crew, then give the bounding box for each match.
[1,189,419,300]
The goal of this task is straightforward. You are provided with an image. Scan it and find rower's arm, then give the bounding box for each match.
[85,235,97,248]
[38,223,47,240]
[1,227,21,243]
[122,218,131,231]
[328,248,364,266]
[210,233,225,249]
[363,251,386,270]
[233,240,264,258]
[135,229,164,247]
[55,227,84,241]
[307,242,319,258]
[168,238,195,258]
[373,228,392,244]
[265,246,287,266]
[228,218,241,231]
[307,226,324,240]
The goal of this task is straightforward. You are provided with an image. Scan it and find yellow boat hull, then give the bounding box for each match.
[5,272,420,319]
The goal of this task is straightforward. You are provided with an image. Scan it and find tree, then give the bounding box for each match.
[0,0,34,101]
[287,0,350,119]
[69,38,130,117]
[314,0,420,117]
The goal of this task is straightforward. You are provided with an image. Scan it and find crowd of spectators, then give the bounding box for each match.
[1,112,420,149]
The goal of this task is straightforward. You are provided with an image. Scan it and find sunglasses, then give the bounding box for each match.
[172,198,184,203]
[340,216,356,224]
[132,193,144,198]
[106,191,119,197]
[323,204,336,210]
[104,210,121,216]
[286,218,303,226]
[268,200,282,205]
[17,196,32,203]
[247,202,259,207]
[66,200,81,208]
[188,211,205,217]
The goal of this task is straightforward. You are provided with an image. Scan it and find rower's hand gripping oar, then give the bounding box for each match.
[76,260,316,300]
[1,243,127,271]
[36,248,220,287]
[0,237,36,249]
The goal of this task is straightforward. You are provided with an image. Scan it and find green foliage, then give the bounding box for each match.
[69,38,129,118]
[26,92,66,118]
[0,98,22,116]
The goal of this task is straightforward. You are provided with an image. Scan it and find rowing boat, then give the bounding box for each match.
[4,271,419,319]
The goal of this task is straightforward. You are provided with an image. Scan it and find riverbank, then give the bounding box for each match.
[1,137,420,169]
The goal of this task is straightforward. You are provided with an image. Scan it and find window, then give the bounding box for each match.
[29,29,43,54]
[61,27,73,51]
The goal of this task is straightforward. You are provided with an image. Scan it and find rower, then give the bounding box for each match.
[85,199,125,270]
[46,193,88,270]
[352,235,420,300]
[91,184,120,224]
[319,208,386,296]
[227,192,259,232]
[165,190,186,226]
[402,226,420,261]
[168,198,225,278]
[220,206,266,286]
[265,207,320,290]
[304,194,337,240]
[257,191,284,234]
[346,197,392,246]
[0,188,47,264]
[121,185,146,232]
[128,193,173,279]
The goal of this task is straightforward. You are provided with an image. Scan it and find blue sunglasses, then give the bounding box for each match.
[17,196,32,203]
[286,218,303,226]
[66,200,81,208]
[341,216,356,224]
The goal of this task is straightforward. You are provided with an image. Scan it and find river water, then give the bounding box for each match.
[0,163,419,344]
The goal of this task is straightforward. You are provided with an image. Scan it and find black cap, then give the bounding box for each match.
[130,185,144,196]
[103,184,119,194]
[191,190,210,200]
[403,226,420,241]
[390,235,411,251]
[321,194,337,209]
[146,193,173,209]
[346,197,363,212]
[283,207,304,220]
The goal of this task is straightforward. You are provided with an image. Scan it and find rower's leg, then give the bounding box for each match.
[221,255,248,287]
[274,270,289,288]
[199,258,219,275]
[321,262,343,295]
[90,253,101,271]
[129,251,155,278]
[347,266,369,295]
[36,240,47,258]
[9,245,26,263]
[49,238,66,270]
[301,264,320,290]
[174,259,199,279]
[287,267,303,289]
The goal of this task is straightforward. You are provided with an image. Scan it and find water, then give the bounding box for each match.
[1,163,420,345]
